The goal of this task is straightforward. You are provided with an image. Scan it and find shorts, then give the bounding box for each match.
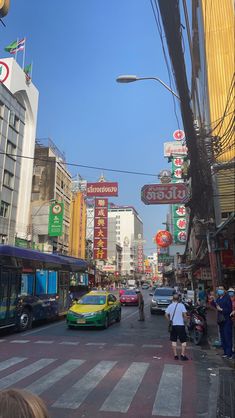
[170,325,187,343]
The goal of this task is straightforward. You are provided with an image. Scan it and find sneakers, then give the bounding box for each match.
[174,355,179,360]
[180,355,189,361]
[221,354,228,358]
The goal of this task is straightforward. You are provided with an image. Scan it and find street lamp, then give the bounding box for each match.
[116,75,180,100]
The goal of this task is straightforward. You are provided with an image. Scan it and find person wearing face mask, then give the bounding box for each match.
[215,286,233,359]
[228,287,235,355]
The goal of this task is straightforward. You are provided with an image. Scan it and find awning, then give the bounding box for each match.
[213,212,235,237]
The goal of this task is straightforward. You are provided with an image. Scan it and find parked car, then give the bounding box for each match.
[150,287,176,314]
[67,291,121,329]
[120,290,138,306]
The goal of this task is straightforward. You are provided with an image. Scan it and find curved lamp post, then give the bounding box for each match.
[116,75,180,100]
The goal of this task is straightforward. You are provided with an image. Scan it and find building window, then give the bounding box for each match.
[0,101,4,119]
[0,201,10,218]
[9,112,20,132]
[3,170,14,189]
[6,141,16,159]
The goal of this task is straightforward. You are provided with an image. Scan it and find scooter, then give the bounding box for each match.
[184,301,207,345]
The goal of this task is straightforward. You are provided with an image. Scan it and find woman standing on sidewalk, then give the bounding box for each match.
[214,286,233,359]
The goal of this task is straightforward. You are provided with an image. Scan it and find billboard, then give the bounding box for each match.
[163,141,188,157]
[48,202,64,237]
[86,182,118,197]
[141,183,189,205]
[93,198,108,260]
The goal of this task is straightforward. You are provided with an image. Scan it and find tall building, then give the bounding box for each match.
[69,191,86,259]
[0,58,38,244]
[30,138,71,254]
[108,205,144,276]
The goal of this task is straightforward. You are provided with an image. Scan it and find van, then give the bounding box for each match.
[150,287,176,314]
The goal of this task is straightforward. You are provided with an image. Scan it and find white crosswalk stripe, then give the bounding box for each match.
[0,358,55,390]
[101,362,149,413]
[52,360,117,409]
[0,357,184,415]
[152,364,183,416]
[25,359,85,395]
[0,357,27,372]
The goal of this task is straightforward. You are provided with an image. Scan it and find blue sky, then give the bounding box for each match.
[1,0,187,253]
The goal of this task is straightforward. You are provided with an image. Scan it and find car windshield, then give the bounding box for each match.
[123,290,136,295]
[78,295,106,305]
[154,289,174,296]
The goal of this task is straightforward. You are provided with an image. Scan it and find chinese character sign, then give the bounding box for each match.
[171,157,188,244]
[137,241,144,273]
[93,198,108,260]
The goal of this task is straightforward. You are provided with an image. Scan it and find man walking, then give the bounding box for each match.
[165,293,188,360]
[136,289,145,321]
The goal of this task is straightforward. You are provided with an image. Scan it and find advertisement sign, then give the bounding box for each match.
[173,130,185,141]
[86,182,118,197]
[163,142,187,157]
[48,202,64,237]
[137,241,144,273]
[141,183,189,205]
[155,230,173,248]
[102,265,116,272]
[171,156,188,244]
[93,198,108,260]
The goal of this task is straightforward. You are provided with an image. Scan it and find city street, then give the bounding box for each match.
[0,291,224,418]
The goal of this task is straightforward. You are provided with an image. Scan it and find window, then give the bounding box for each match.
[6,141,16,159]
[0,201,10,218]
[3,170,14,189]
[0,101,4,119]
[9,112,20,131]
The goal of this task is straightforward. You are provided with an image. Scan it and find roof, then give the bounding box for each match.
[0,245,87,272]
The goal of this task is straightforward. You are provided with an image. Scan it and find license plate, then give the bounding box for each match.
[77,319,86,324]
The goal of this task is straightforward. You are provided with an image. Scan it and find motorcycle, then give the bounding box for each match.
[184,301,207,345]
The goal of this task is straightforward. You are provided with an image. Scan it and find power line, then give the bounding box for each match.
[0,151,158,178]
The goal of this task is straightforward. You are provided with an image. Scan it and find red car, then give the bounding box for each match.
[120,290,138,306]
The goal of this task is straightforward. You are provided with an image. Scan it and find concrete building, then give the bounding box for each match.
[0,58,38,244]
[69,191,86,259]
[30,138,71,254]
[108,205,144,277]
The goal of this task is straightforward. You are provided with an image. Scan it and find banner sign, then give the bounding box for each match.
[87,182,118,197]
[137,240,144,273]
[163,141,187,157]
[48,202,64,237]
[171,157,187,244]
[93,198,108,260]
[141,183,189,205]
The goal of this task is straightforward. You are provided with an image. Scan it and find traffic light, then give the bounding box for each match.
[0,0,10,18]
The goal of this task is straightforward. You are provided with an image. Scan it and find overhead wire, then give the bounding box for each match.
[0,150,159,178]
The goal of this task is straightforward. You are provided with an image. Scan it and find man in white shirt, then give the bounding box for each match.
[165,293,189,360]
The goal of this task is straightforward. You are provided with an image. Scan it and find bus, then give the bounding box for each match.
[0,245,88,332]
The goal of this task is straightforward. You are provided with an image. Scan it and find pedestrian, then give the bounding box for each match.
[214,286,233,359]
[197,286,206,306]
[165,293,189,361]
[136,289,145,321]
[228,287,235,354]
[0,388,50,418]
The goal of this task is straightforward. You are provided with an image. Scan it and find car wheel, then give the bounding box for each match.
[104,315,109,329]
[116,310,121,322]
[18,308,33,331]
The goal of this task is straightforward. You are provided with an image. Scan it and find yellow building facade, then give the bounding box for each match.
[69,192,86,259]
[193,0,235,218]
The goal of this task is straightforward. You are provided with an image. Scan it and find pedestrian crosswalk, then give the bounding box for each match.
[0,356,185,416]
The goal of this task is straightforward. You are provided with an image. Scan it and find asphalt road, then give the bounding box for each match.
[0,290,219,418]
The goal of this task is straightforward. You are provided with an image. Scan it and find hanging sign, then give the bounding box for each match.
[155,230,173,248]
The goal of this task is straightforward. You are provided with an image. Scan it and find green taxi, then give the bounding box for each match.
[67,291,121,329]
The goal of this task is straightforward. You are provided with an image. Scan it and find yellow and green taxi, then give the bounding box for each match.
[67,291,121,329]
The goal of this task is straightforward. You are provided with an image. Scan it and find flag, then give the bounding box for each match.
[4,38,25,54]
[24,63,32,75]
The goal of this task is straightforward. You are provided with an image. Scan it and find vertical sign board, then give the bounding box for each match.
[48,202,64,237]
[137,241,144,273]
[171,157,187,244]
[93,198,108,260]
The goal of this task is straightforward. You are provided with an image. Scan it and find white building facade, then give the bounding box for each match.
[108,206,143,277]
[0,58,38,244]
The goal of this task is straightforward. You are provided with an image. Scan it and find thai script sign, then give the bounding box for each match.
[141,184,189,205]
[86,182,118,197]
[48,202,64,237]
[163,141,187,157]
[93,198,108,260]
